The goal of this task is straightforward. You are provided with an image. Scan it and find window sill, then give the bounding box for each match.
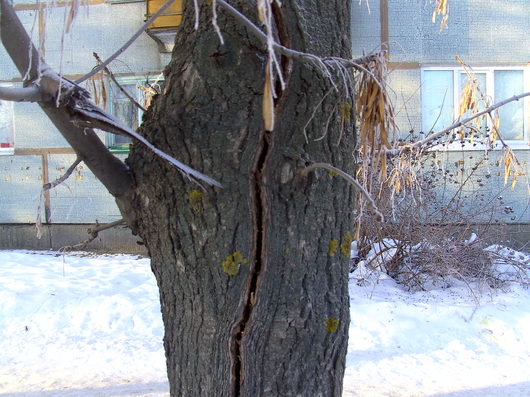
[108,146,130,154]
[0,148,14,156]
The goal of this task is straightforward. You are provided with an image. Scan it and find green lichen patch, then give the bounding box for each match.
[327,170,339,178]
[325,317,339,333]
[188,189,204,212]
[221,251,248,276]
[339,101,352,122]
[340,232,353,258]
[328,239,338,257]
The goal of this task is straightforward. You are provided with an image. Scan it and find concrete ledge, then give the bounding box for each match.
[454,223,529,252]
[0,223,527,255]
[0,224,147,255]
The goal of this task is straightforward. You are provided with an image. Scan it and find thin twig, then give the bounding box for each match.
[43,156,82,191]
[93,52,146,111]
[193,0,200,30]
[60,218,128,252]
[302,87,334,142]
[75,0,176,84]
[300,162,385,222]
[211,0,225,45]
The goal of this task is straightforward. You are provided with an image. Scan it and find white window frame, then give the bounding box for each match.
[0,83,15,156]
[421,66,530,151]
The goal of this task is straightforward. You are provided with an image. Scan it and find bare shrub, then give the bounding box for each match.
[354,149,526,291]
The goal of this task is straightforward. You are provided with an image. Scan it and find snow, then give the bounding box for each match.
[0,251,167,397]
[1,249,529,396]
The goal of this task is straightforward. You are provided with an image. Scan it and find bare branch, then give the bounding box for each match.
[60,218,128,252]
[0,0,135,201]
[386,91,530,156]
[70,101,222,187]
[0,0,40,83]
[0,85,42,102]
[43,156,82,191]
[300,162,385,222]
[75,0,176,84]
[1,0,221,194]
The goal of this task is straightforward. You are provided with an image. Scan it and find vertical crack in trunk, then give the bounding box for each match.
[230,5,290,396]
[230,128,270,397]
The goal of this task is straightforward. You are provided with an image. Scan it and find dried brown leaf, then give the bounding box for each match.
[263,63,274,131]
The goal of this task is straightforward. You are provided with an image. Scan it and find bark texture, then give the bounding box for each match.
[128,1,356,396]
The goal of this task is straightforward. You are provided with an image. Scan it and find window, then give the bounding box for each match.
[106,77,163,152]
[421,67,529,149]
[0,89,15,155]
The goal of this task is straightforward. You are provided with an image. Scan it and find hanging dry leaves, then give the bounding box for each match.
[432,0,449,30]
[355,50,395,175]
[65,0,82,33]
[502,147,525,189]
[86,71,107,108]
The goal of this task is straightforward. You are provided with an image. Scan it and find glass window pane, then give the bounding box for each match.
[494,70,524,140]
[113,84,138,129]
[111,84,137,147]
[458,72,488,136]
[459,72,487,93]
[422,70,454,132]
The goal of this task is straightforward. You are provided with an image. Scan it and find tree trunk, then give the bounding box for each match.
[127,1,356,395]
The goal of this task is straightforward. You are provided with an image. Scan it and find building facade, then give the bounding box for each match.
[0,1,528,252]
[352,0,529,246]
[0,0,178,252]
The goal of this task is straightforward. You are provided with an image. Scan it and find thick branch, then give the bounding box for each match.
[387,91,530,156]
[0,86,42,102]
[70,102,222,187]
[0,0,40,83]
[1,0,221,200]
[0,0,135,200]
[76,0,176,84]
[300,163,384,222]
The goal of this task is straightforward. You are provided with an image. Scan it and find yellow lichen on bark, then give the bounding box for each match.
[221,252,248,276]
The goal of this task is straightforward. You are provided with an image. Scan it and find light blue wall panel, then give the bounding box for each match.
[0,155,44,223]
[47,153,123,223]
[351,0,381,58]
[1,2,163,80]
[385,0,423,61]
[385,0,530,64]
[16,3,162,77]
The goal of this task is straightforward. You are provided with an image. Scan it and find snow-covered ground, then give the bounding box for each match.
[0,249,529,397]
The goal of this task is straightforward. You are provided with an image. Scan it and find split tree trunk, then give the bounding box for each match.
[127,1,356,395]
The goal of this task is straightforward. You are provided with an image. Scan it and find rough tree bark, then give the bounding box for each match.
[127,1,356,396]
[1,0,356,394]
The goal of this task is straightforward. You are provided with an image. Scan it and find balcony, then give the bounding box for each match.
[146,0,184,53]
